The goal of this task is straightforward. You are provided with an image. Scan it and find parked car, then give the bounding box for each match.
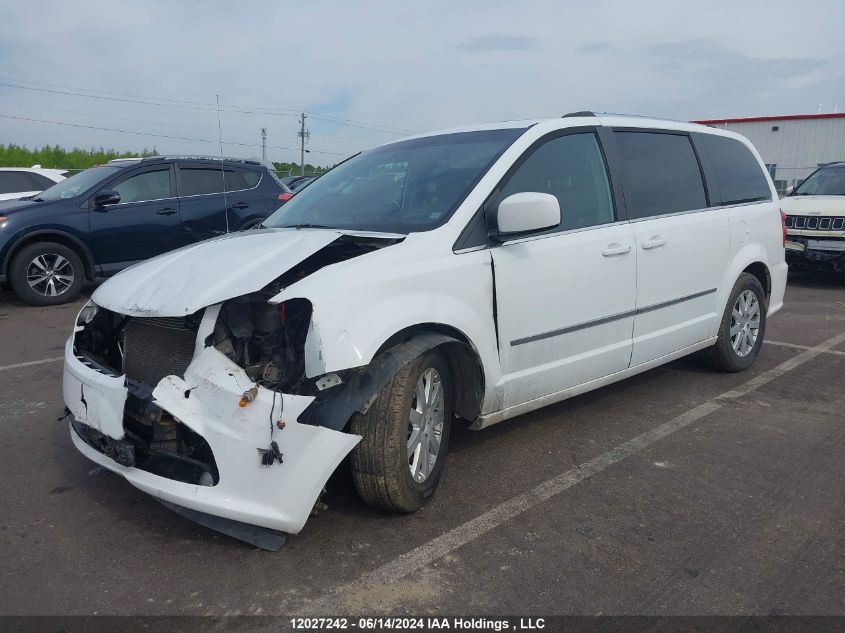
[0,156,292,305]
[279,175,315,190]
[782,162,845,271]
[290,176,315,191]
[64,113,786,548]
[0,165,66,201]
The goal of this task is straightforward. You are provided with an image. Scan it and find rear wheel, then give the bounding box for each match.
[700,273,767,372]
[9,241,84,306]
[350,350,452,512]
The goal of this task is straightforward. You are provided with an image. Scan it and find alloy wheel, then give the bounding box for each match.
[26,253,75,298]
[407,368,444,483]
[730,289,761,357]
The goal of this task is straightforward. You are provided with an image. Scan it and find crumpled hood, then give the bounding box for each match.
[780,195,845,216]
[93,228,357,316]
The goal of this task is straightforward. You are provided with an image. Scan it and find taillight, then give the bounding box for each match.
[278,192,293,202]
[780,210,787,246]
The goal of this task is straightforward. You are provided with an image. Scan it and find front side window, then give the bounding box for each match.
[33,165,123,202]
[262,128,526,234]
[615,131,707,219]
[793,166,845,196]
[498,132,614,232]
[111,169,171,204]
[696,134,771,204]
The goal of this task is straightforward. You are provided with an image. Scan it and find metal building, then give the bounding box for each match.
[693,113,845,193]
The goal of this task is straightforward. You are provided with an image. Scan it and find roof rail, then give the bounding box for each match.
[561,111,595,118]
[594,111,698,125]
[127,155,264,165]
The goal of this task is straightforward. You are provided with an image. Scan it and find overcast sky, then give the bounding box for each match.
[1,0,843,167]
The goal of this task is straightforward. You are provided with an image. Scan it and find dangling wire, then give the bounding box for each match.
[269,389,277,441]
[216,94,230,234]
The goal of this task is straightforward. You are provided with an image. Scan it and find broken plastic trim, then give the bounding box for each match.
[298,333,483,431]
[157,500,287,551]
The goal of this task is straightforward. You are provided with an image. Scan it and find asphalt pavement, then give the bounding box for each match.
[0,272,843,617]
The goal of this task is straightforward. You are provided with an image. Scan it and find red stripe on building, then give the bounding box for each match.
[694,113,845,125]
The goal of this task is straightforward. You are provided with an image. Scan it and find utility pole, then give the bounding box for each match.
[261,127,267,161]
[297,112,310,176]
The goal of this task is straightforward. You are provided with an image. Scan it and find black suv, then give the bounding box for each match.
[0,156,292,305]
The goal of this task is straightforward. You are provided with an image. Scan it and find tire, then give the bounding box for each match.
[350,349,453,513]
[9,241,84,306]
[700,273,767,372]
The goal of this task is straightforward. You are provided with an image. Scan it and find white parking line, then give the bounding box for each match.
[298,331,845,614]
[765,339,845,356]
[0,356,63,372]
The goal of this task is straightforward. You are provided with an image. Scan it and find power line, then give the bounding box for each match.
[0,81,222,113]
[0,75,234,108]
[0,113,349,156]
[307,112,413,136]
[0,97,218,133]
[0,77,416,136]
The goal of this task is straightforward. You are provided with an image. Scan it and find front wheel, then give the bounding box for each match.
[700,272,767,372]
[8,241,84,306]
[350,350,452,512]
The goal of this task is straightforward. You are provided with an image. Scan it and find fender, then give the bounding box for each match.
[2,227,97,280]
[273,248,504,415]
[298,333,478,431]
[714,242,770,334]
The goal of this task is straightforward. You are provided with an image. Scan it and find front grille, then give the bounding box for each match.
[123,313,203,387]
[785,215,845,230]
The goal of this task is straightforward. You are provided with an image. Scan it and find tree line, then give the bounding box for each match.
[0,144,328,176]
[0,144,157,170]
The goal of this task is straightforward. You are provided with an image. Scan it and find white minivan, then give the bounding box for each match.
[64,112,787,547]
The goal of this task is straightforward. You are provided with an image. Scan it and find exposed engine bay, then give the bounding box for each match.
[64,229,491,546]
[69,233,401,496]
[207,297,311,392]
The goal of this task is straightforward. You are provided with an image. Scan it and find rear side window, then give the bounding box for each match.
[25,172,56,190]
[499,132,615,232]
[696,134,771,204]
[615,131,707,219]
[240,169,261,188]
[180,167,242,196]
[0,171,38,193]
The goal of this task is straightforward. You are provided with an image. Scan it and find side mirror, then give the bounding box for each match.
[784,185,794,195]
[94,189,121,207]
[494,192,561,238]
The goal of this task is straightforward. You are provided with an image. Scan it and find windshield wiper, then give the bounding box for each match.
[281,223,334,230]
[30,197,45,202]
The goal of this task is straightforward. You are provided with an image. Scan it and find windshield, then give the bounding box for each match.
[792,166,845,196]
[34,165,123,202]
[262,128,526,233]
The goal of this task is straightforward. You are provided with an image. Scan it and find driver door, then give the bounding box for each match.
[491,130,637,409]
[89,165,182,274]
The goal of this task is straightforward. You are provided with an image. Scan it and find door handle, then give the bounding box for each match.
[602,242,632,257]
[231,202,249,210]
[641,235,667,250]
[156,208,177,216]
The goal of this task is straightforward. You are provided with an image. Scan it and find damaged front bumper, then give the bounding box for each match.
[785,236,845,271]
[63,336,361,535]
